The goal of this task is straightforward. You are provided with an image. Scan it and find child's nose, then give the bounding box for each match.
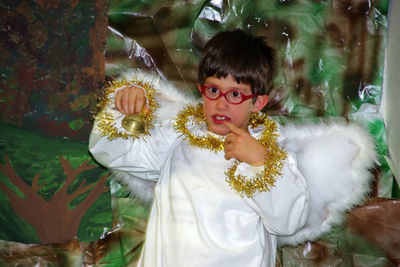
[215,95,229,109]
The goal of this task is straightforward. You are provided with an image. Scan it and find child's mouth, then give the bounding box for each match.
[212,115,231,124]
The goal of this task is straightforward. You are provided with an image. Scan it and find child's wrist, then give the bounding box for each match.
[251,149,268,166]
[251,160,264,167]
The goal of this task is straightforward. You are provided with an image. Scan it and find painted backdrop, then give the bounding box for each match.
[1,0,399,266]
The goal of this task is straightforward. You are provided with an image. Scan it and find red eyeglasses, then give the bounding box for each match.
[199,85,258,104]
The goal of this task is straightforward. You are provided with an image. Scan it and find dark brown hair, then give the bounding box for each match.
[198,29,276,96]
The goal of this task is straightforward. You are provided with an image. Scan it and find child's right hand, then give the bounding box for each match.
[223,121,267,166]
[115,86,149,115]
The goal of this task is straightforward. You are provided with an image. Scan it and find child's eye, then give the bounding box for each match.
[230,90,242,98]
[207,86,219,94]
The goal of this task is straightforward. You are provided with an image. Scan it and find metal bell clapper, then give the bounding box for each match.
[121,113,145,134]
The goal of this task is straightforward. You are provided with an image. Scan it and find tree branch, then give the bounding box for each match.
[67,179,94,203]
[53,156,97,201]
[31,174,41,192]
[0,156,36,199]
[72,173,109,219]
[0,183,21,204]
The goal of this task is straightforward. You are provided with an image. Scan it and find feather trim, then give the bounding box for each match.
[111,170,156,206]
[277,121,377,246]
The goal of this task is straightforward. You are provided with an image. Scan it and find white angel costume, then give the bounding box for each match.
[89,71,377,267]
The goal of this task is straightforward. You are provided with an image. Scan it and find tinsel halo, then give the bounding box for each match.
[174,103,287,198]
[94,79,159,140]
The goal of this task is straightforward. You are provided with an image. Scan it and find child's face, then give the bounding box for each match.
[198,75,268,136]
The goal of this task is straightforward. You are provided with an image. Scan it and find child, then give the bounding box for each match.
[90,30,376,266]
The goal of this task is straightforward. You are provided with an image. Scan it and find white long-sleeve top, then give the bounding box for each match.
[89,118,309,267]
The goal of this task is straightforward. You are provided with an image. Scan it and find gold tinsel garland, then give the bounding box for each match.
[174,103,287,198]
[95,79,158,140]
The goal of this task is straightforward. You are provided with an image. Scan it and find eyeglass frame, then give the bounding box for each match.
[199,84,258,105]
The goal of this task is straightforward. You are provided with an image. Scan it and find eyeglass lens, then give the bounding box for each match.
[204,86,243,104]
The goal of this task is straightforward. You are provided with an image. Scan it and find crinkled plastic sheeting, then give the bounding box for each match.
[1,0,399,266]
[105,0,399,266]
[106,0,394,195]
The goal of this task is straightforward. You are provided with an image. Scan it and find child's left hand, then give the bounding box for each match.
[223,122,267,166]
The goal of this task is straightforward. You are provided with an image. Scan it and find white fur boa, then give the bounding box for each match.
[108,69,377,246]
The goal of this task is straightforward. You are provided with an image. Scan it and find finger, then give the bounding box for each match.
[224,150,232,160]
[223,142,234,152]
[115,91,123,113]
[224,149,237,161]
[135,94,146,113]
[223,141,235,159]
[224,121,244,136]
[130,92,138,114]
[224,133,235,145]
[127,91,140,114]
[121,92,131,115]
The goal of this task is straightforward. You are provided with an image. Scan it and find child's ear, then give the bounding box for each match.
[196,83,202,92]
[252,95,269,112]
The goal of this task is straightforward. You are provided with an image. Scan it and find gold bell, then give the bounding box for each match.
[121,114,145,134]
